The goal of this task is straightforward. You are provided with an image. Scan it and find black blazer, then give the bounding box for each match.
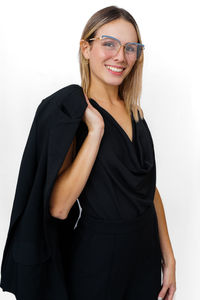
[0,84,88,300]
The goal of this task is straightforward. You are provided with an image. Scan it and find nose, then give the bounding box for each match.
[113,45,126,62]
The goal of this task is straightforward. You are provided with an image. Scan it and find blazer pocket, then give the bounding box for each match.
[12,239,51,265]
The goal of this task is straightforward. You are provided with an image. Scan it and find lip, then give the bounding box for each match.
[105,64,126,70]
[105,65,125,76]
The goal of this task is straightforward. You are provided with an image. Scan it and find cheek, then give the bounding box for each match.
[90,48,111,65]
[127,60,136,72]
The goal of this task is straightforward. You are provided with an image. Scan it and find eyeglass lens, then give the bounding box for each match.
[100,37,142,59]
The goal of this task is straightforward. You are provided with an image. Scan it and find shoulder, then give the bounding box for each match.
[41,84,86,106]
[35,84,88,123]
[33,84,88,137]
[135,104,144,120]
[133,105,152,134]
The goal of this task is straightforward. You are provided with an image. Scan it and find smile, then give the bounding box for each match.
[105,64,125,75]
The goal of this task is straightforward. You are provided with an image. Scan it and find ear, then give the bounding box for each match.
[80,39,91,60]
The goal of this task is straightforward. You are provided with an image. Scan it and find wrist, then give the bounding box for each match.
[162,254,176,267]
[88,127,104,139]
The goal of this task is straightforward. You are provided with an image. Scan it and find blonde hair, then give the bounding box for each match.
[78,5,144,122]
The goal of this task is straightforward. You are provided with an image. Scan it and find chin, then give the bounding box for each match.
[102,74,125,85]
[102,78,124,86]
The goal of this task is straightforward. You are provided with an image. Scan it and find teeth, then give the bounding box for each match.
[105,65,124,72]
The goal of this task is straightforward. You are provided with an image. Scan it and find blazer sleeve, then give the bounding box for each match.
[0,84,88,300]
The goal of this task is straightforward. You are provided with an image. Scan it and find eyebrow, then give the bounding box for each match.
[101,34,138,44]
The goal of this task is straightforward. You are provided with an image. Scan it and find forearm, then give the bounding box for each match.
[49,129,103,220]
[153,187,176,266]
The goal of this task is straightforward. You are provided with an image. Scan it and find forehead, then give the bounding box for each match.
[96,19,138,43]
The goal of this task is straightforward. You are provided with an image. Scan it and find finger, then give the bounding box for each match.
[83,93,97,112]
[157,284,169,300]
[83,91,90,104]
[166,286,176,300]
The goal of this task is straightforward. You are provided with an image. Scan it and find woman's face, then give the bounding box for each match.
[84,18,139,87]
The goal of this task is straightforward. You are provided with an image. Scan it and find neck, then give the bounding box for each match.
[88,78,121,105]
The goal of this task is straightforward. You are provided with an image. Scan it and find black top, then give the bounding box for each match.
[75,98,156,221]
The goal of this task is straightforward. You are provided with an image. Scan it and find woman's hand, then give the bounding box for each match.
[158,259,176,300]
[82,92,105,133]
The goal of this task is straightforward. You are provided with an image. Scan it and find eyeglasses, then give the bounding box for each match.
[85,34,145,59]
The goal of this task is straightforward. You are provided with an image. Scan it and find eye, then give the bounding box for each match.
[101,38,118,48]
[126,45,137,52]
[102,41,115,47]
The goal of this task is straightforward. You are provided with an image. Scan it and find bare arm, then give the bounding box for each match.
[49,95,105,220]
[154,187,177,299]
[49,129,103,220]
[154,187,176,266]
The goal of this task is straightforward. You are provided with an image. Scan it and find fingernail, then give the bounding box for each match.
[158,297,163,300]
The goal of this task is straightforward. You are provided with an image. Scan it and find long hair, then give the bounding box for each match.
[78,5,144,122]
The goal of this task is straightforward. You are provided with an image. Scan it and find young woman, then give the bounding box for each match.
[49,5,176,300]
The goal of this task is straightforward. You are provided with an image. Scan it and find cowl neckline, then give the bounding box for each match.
[88,97,155,174]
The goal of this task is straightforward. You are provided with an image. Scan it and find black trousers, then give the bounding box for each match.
[66,204,162,300]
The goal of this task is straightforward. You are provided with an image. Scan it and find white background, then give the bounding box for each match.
[0,1,199,299]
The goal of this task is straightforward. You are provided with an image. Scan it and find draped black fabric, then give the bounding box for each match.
[76,98,157,220]
[0,84,88,300]
[0,87,158,300]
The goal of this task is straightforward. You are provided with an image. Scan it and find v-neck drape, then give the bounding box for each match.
[89,98,134,143]
[75,99,156,221]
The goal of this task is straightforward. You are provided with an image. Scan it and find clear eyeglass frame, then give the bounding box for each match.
[83,34,145,59]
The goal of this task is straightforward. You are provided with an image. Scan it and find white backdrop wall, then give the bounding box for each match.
[0,1,199,299]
